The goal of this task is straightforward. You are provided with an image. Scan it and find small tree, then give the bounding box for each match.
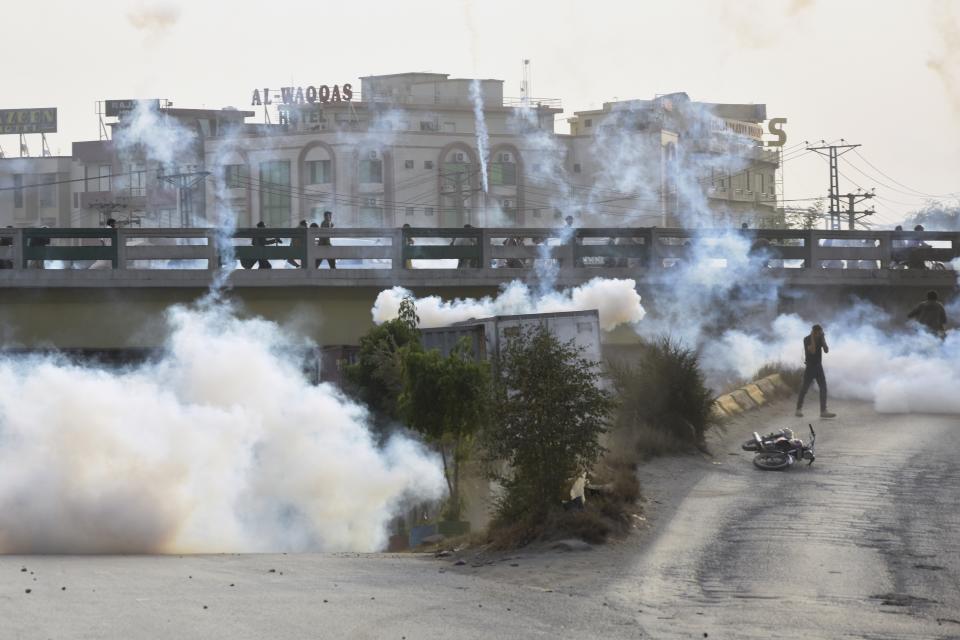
[344,297,421,425]
[400,340,490,521]
[486,325,613,524]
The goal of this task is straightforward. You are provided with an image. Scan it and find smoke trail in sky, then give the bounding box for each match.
[126,3,180,36]
[372,277,645,332]
[470,79,490,194]
[0,301,445,554]
[927,0,960,118]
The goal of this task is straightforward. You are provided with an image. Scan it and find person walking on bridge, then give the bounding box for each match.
[908,290,947,338]
[796,324,836,419]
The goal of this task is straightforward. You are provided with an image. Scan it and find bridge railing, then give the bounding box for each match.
[1,227,958,274]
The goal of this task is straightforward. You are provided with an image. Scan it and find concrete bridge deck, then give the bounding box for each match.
[1,227,956,350]
[1,226,958,289]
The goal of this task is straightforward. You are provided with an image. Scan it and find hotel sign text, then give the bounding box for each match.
[251,84,354,106]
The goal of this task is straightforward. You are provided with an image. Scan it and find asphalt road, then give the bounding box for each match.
[1,399,957,639]
[614,398,960,639]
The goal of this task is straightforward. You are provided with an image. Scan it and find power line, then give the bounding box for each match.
[852,149,958,199]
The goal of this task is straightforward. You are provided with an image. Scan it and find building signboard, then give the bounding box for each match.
[105,99,160,117]
[766,118,788,147]
[0,108,57,134]
[251,84,354,106]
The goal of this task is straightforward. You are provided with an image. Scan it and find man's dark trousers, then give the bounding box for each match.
[797,363,827,413]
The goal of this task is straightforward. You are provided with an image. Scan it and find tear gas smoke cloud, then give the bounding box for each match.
[372,278,645,331]
[126,3,180,38]
[633,231,783,347]
[706,309,960,415]
[113,101,195,173]
[0,302,445,554]
[114,100,248,285]
[337,108,408,158]
[927,0,960,117]
[715,0,815,49]
[507,105,577,290]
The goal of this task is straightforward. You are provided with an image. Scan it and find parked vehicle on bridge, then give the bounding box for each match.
[742,425,816,470]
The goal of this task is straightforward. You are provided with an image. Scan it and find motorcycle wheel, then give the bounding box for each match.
[742,439,760,451]
[753,451,791,470]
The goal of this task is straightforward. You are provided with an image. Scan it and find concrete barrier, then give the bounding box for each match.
[729,389,758,411]
[715,395,743,416]
[743,383,766,405]
[714,372,795,417]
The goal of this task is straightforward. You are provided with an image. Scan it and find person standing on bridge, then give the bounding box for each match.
[319,211,336,269]
[908,290,947,338]
[796,324,836,419]
[286,220,307,268]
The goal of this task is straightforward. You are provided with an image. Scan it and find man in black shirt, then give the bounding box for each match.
[908,290,947,338]
[796,324,836,418]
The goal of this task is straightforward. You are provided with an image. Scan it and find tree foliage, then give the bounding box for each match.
[344,297,421,425]
[400,340,491,520]
[486,325,613,523]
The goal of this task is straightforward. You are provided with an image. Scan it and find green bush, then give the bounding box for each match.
[610,336,720,454]
[486,325,613,527]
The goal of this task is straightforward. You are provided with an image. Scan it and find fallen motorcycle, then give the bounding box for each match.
[742,425,816,470]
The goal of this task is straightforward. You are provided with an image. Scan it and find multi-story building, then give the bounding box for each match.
[0,156,74,228]
[0,73,784,230]
[567,93,781,227]
[206,72,564,229]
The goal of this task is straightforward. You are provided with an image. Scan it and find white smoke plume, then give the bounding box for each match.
[126,3,181,36]
[470,79,490,193]
[372,277,645,331]
[113,100,196,173]
[0,302,445,554]
[634,230,783,346]
[928,0,960,117]
[705,310,960,414]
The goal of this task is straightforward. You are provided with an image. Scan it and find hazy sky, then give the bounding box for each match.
[5,0,958,225]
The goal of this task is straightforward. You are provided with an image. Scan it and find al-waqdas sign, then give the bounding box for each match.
[0,108,57,134]
[251,84,354,106]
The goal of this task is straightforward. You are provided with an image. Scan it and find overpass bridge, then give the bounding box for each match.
[1,226,957,349]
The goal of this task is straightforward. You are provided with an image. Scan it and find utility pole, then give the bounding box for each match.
[159,170,210,227]
[844,191,875,230]
[806,142,864,230]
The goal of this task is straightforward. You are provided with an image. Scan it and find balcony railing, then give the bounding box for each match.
[1,227,957,279]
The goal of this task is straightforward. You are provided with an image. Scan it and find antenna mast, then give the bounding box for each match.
[521,59,531,104]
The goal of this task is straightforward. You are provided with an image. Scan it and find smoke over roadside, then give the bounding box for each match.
[372,278,645,331]
[706,309,960,414]
[0,303,444,554]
